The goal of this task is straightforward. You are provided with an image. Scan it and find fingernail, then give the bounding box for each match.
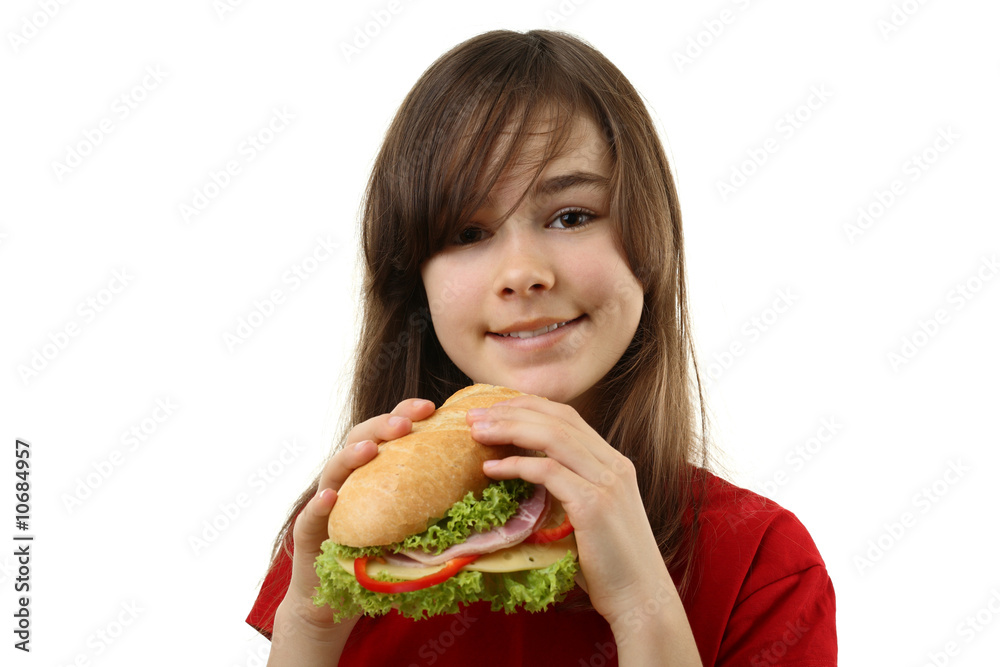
[483,460,499,470]
[467,408,487,418]
[354,440,371,451]
[318,488,335,503]
[388,416,407,427]
[416,399,434,410]
[472,420,494,431]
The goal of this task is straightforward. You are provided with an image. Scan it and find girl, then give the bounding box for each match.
[247,29,836,666]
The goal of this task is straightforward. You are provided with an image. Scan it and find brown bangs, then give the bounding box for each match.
[426,94,593,252]
[369,31,612,285]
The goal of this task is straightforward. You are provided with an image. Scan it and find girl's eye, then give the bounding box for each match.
[455,227,487,245]
[550,208,595,229]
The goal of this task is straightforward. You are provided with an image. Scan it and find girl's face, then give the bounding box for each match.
[420,116,644,410]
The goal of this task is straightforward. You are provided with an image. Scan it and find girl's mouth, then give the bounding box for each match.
[489,315,585,340]
[495,320,571,339]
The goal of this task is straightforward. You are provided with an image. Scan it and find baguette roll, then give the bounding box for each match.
[327,384,529,547]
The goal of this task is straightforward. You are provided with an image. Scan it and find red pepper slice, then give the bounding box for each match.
[354,554,481,594]
[523,514,574,544]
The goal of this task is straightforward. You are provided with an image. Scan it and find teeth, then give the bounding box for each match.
[498,321,570,339]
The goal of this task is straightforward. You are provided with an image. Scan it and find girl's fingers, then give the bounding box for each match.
[483,452,643,554]
[388,397,437,419]
[322,398,437,491]
[469,400,618,484]
[472,396,640,525]
[474,418,606,485]
[345,398,436,446]
[482,453,629,538]
[482,453,584,501]
[318,439,379,492]
[288,487,338,596]
[471,396,618,463]
[282,398,435,622]
[477,395,591,430]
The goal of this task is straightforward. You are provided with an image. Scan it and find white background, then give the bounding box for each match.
[2,1,998,665]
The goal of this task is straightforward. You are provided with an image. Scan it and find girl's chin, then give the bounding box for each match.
[470,375,590,407]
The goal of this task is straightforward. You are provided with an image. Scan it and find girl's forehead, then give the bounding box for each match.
[476,115,610,197]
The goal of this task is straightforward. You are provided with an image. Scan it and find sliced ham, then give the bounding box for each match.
[401,484,549,566]
[381,551,428,568]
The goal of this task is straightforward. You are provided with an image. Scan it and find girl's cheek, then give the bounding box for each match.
[423,261,467,321]
[435,278,473,317]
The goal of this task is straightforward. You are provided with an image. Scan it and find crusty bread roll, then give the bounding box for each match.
[327,384,528,547]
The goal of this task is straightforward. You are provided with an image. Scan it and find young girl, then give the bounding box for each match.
[247,29,837,666]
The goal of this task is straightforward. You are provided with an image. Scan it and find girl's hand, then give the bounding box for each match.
[466,396,681,635]
[278,398,437,632]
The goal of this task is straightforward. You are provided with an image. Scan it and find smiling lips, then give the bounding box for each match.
[491,316,582,340]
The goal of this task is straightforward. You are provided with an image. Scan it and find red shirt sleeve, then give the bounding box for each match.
[246,542,294,640]
[716,514,837,665]
[685,475,838,666]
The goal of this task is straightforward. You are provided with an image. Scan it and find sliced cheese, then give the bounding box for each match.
[337,535,577,581]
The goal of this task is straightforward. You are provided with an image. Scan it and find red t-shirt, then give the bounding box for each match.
[247,470,837,665]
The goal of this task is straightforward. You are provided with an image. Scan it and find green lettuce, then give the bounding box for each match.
[328,478,532,560]
[312,478,578,620]
[313,548,578,622]
[401,478,531,554]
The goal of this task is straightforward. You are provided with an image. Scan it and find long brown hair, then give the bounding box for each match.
[269,29,709,593]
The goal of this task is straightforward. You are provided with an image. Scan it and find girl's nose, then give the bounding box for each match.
[493,232,555,298]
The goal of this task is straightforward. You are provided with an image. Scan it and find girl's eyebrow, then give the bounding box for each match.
[532,170,610,199]
[484,170,610,208]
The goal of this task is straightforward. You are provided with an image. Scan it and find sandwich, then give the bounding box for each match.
[313,384,579,621]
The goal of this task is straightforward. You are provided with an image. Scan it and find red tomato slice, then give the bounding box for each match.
[354,554,481,594]
[523,514,573,544]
